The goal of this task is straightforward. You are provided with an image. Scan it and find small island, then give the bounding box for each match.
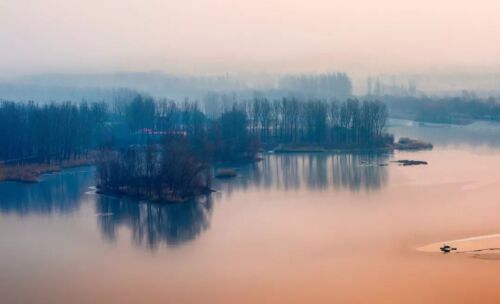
[96,139,214,204]
[1,96,432,202]
[215,168,238,178]
[392,160,428,166]
[393,137,433,150]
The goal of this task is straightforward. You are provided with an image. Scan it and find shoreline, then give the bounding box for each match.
[1,138,432,184]
[271,141,433,154]
[0,157,95,183]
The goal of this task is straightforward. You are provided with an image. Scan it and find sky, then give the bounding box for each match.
[1,0,499,77]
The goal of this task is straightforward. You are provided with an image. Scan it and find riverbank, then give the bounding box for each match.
[0,157,95,183]
[271,138,433,154]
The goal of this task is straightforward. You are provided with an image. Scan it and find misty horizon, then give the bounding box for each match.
[1,70,499,101]
[1,0,500,77]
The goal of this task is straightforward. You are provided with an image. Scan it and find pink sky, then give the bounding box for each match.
[1,0,499,76]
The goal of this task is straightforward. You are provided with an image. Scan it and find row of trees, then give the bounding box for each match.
[0,95,391,164]
[117,95,258,162]
[246,98,391,147]
[0,101,107,163]
[0,95,261,165]
[121,95,392,154]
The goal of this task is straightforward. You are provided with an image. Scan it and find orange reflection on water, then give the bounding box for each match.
[2,149,500,303]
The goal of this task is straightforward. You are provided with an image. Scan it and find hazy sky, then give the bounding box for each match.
[1,0,499,76]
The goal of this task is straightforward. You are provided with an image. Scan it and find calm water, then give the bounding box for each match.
[2,121,500,303]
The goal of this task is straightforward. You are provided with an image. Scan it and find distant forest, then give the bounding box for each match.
[382,96,500,124]
[278,73,352,99]
[0,72,353,102]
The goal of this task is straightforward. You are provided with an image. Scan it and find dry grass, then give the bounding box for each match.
[0,156,95,183]
[0,163,60,183]
[61,156,95,168]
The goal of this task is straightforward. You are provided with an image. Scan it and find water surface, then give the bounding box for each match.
[2,122,500,303]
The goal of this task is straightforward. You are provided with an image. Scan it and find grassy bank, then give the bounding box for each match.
[0,157,95,183]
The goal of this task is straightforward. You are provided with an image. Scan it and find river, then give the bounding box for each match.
[2,120,500,303]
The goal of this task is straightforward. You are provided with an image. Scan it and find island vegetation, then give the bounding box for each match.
[0,94,425,202]
[96,136,213,203]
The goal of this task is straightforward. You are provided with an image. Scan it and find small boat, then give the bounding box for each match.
[440,244,457,253]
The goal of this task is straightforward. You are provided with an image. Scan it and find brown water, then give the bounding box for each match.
[2,120,500,304]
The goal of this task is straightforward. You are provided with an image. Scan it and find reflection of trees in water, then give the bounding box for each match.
[96,195,213,250]
[215,153,389,193]
[331,154,388,191]
[0,168,93,216]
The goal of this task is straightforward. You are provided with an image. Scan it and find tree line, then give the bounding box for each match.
[96,95,391,201]
[1,94,392,201]
[246,98,391,148]
[382,95,500,124]
[122,95,391,149]
[0,95,391,163]
[0,101,107,163]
